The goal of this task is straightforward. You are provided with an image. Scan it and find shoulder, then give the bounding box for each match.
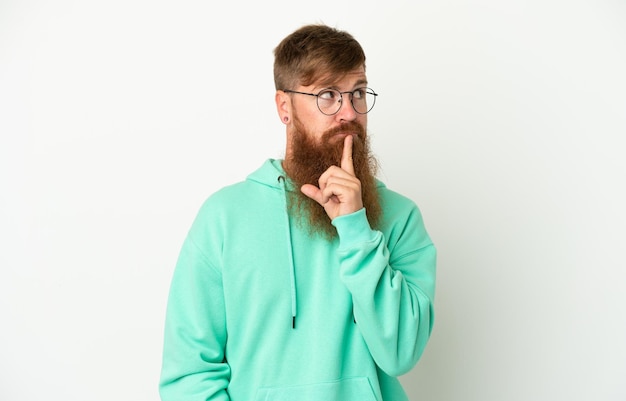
[375,180,433,248]
[376,180,421,217]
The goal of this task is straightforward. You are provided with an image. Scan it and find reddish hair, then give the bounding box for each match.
[273,24,366,90]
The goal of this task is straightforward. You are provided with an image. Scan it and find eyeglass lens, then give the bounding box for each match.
[317,88,376,115]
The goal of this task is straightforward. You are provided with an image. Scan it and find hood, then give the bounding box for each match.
[246,159,295,191]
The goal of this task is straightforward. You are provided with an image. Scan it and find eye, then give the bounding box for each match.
[318,89,339,100]
[353,88,366,99]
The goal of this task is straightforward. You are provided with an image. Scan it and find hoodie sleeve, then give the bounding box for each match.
[159,235,231,401]
[332,204,436,377]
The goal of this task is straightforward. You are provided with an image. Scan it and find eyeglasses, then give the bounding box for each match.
[282,87,378,115]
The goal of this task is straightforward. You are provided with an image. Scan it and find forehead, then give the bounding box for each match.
[308,66,367,89]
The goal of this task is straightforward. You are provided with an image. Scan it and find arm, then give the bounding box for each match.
[159,235,231,401]
[333,205,436,376]
[301,134,436,375]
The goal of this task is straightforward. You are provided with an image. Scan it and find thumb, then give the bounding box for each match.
[300,184,325,206]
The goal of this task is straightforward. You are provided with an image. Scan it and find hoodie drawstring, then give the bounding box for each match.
[278,175,297,329]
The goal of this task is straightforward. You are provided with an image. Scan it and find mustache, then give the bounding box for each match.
[321,121,366,142]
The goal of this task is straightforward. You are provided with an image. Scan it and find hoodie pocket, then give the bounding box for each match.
[254,377,378,401]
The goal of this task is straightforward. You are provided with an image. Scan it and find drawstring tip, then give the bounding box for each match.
[292,316,296,329]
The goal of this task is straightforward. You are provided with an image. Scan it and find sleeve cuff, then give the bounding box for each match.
[332,208,377,248]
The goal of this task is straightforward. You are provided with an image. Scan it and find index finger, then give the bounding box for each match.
[340,134,355,175]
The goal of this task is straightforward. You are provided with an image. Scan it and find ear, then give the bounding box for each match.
[275,90,291,125]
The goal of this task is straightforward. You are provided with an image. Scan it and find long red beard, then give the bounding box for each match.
[283,119,382,239]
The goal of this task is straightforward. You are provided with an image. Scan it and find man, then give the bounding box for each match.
[159,24,436,401]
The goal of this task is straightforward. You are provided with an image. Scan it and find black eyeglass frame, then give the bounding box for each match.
[282,87,378,115]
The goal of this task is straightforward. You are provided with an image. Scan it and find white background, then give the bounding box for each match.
[1,1,625,400]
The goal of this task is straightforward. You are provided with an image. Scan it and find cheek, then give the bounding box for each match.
[307,120,332,141]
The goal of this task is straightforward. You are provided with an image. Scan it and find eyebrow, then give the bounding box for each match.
[353,78,368,87]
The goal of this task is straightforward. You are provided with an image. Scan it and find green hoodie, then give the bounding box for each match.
[159,159,436,401]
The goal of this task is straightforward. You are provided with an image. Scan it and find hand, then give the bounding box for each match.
[301,135,364,220]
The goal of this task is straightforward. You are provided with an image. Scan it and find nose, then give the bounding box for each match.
[335,94,358,122]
